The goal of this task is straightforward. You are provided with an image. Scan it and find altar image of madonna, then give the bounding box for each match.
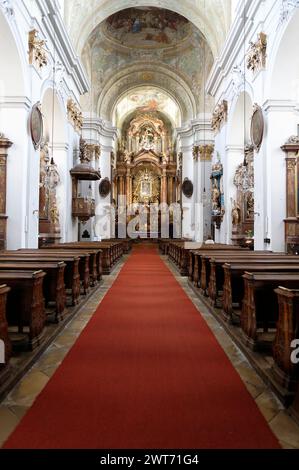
[141,180,152,199]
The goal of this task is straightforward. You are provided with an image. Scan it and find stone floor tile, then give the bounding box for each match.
[255,391,284,422]
[269,411,299,448]
[54,332,79,348]
[5,370,49,407]
[0,406,19,447]
[35,347,69,369]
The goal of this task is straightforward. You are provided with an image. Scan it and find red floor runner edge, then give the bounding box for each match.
[3,245,280,449]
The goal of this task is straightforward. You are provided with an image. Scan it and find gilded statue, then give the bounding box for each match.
[28,29,48,69]
[39,140,50,217]
[49,203,60,225]
[247,32,267,73]
[212,182,220,212]
[231,200,241,226]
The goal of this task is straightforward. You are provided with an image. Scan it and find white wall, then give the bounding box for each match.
[206,0,299,251]
[0,1,88,248]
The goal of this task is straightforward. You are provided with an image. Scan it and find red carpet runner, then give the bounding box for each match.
[3,245,279,449]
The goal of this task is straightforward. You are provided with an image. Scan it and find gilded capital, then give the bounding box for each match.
[199,144,214,161]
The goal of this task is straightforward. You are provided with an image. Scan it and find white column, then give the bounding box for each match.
[0,100,35,249]
[258,103,297,252]
[181,138,194,240]
[54,143,69,243]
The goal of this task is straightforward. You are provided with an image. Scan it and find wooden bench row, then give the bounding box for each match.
[187,245,299,406]
[161,240,249,276]
[0,240,127,376]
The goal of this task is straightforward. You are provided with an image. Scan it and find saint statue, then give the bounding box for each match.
[231,200,241,226]
[212,182,220,213]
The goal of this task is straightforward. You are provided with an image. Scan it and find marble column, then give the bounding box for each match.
[0,134,12,249]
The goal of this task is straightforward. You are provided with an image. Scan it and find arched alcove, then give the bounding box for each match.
[267,9,299,103]
[227,91,253,147]
[41,87,67,145]
[0,12,25,99]
[222,91,254,246]
[113,86,182,129]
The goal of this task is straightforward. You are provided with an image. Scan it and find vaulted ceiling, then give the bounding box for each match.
[64,0,232,58]
[64,1,232,126]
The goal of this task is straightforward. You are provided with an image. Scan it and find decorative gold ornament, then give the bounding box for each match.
[247,32,267,73]
[211,100,228,133]
[94,144,101,160]
[140,72,154,81]
[67,99,83,133]
[200,144,214,161]
[29,29,48,69]
[132,168,160,204]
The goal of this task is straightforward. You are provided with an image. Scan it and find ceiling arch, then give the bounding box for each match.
[65,0,231,59]
[80,7,214,125]
[113,86,182,129]
[92,63,197,124]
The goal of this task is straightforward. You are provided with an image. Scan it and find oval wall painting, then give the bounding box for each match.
[99,178,111,198]
[30,102,43,150]
[250,104,264,152]
[182,178,193,198]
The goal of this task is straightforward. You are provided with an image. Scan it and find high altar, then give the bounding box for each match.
[113,113,182,236]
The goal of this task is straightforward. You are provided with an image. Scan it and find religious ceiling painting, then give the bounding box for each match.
[104,8,191,49]
[81,7,214,119]
[115,88,180,127]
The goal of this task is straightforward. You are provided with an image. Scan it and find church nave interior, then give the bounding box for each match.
[0,0,299,454]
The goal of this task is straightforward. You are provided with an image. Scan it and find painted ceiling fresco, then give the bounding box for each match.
[114,87,181,127]
[81,7,214,120]
[104,8,191,49]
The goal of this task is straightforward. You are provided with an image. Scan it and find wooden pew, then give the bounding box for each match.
[0,261,66,322]
[15,250,90,295]
[40,245,101,285]
[0,284,11,369]
[0,254,80,306]
[200,251,290,297]
[241,272,299,351]
[190,246,250,288]
[0,270,46,350]
[290,384,299,425]
[222,261,299,323]
[61,241,123,274]
[158,239,169,255]
[272,287,299,393]
[206,253,299,304]
[198,250,256,294]
[168,241,194,276]
[108,238,132,254]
